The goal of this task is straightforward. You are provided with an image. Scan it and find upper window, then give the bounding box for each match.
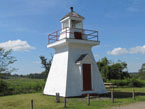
[63,20,68,29]
[71,20,82,29]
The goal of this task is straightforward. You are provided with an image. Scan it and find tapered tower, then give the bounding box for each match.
[43,7,107,97]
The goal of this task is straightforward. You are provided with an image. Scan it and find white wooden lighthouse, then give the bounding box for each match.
[43,7,107,97]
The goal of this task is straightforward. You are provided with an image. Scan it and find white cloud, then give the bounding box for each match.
[107,48,128,55]
[129,45,145,54]
[107,45,145,55]
[0,40,35,51]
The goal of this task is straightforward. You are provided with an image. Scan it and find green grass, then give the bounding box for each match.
[1,87,145,109]
[112,87,145,92]
[1,79,145,108]
[1,78,45,95]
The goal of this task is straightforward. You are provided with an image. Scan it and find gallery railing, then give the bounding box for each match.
[48,28,99,44]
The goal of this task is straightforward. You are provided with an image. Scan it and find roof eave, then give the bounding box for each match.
[60,11,84,21]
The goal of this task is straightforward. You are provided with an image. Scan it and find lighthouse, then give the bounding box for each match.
[43,7,107,97]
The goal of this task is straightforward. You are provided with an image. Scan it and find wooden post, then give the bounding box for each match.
[58,93,60,102]
[56,93,60,103]
[97,94,100,98]
[64,97,66,108]
[111,91,114,103]
[87,93,90,105]
[56,93,57,102]
[132,89,135,100]
[31,99,33,109]
[112,84,114,92]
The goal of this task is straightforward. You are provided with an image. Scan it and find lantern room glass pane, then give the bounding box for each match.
[75,22,82,28]
[63,20,68,29]
[72,20,82,29]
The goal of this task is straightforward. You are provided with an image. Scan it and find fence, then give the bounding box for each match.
[48,27,99,44]
[30,90,136,108]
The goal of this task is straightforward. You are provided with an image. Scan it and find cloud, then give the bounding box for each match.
[127,0,144,12]
[107,45,145,55]
[107,48,128,55]
[0,40,35,51]
[129,45,145,54]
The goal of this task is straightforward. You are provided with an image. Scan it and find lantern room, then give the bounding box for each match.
[47,7,99,46]
[60,7,84,29]
[59,7,85,40]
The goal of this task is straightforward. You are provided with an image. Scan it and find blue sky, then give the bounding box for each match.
[0,0,145,74]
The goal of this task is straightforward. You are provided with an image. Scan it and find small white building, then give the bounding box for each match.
[43,7,107,97]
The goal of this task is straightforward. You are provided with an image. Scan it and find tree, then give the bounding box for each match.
[0,48,16,76]
[139,63,145,72]
[97,57,130,81]
[138,63,145,79]
[109,62,129,80]
[39,56,52,78]
[97,57,110,81]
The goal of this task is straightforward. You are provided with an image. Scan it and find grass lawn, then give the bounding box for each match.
[113,87,145,92]
[1,78,45,95]
[1,87,145,109]
[3,78,45,90]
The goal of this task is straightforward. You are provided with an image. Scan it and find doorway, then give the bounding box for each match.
[74,32,82,39]
[82,64,92,91]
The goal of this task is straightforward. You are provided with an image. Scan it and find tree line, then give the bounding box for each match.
[1,48,145,81]
[1,48,145,96]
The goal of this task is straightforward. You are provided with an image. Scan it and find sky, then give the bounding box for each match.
[0,0,145,75]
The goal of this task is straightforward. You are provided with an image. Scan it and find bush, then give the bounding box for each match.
[127,79,144,87]
[110,79,145,87]
[0,78,45,96]
[0,80,9,96]
[110,79,129,86]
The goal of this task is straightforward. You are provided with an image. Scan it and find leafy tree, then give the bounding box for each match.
[97,57,130,81]
[97,57,111,81]
[0,48,16,78]
[109,62,129,80]
[139,63,145,72]
[40,56,52,78]
[138,63,145,79]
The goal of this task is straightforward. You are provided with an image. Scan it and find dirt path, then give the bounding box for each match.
[112,101,145,109]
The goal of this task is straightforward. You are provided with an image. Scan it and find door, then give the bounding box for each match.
[74,32,82,39]
[82,64,92,91]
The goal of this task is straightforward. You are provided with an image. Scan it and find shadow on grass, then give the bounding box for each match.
[75,92,145,99]
[101,92,145,98]
[65,92,145,99]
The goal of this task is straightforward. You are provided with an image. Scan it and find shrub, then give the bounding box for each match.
[0,80,9,95]
[0,78,45,96]
[110,79,145,87]
[110,79,129,86]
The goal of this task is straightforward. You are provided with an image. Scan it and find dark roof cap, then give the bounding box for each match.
[60,7,84,21]
[70,7,73,12]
